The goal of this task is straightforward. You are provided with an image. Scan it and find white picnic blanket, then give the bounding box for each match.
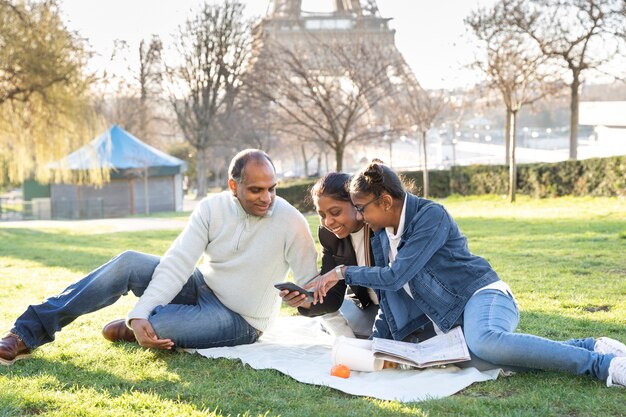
[189,316,499,402]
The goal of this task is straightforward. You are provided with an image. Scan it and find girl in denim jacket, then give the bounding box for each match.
[309,161,626,388]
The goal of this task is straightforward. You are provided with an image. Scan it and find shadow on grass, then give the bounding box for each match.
[2,216,623,270]
[0,228,178,273]
[0,342,363,417]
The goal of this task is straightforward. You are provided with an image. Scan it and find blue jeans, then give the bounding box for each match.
[463,289,614,382]
[12,251,259,350]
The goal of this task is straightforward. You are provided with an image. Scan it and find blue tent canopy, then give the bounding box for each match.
[51,125,186,177]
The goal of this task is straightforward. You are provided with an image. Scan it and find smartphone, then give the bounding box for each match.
[274,281,314,302]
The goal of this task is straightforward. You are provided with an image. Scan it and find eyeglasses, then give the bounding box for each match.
[354,195,382,214]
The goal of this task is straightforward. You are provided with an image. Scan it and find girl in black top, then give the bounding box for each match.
[279,173,377,337]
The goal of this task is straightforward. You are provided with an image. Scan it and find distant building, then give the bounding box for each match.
[579,101,626,159]
[24,125,187,219]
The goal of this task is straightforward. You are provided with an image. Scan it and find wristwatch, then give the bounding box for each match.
[335,264,345,280]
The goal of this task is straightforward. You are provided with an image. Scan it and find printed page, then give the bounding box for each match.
[372,338,423,364]
[372,326,470,367]
[415,326,470,366]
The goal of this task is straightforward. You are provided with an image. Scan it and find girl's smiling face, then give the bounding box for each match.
[314,194,363,239]
[350,192,391,232]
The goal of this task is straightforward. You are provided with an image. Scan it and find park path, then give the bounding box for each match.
[0,217,189,233]
[0,197,198,233]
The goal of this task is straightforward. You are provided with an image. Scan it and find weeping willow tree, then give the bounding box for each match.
[0,0,103,186]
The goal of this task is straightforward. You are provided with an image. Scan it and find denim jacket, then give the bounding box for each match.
[344,193,500,341]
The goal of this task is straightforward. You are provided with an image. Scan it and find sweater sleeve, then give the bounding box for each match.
[127,199,211,322]
[345,204,451,291]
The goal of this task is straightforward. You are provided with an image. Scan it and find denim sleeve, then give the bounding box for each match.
[344,205,451,291]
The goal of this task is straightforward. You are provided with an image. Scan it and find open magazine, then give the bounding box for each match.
[331,326,471,371]
[372,326,471,368]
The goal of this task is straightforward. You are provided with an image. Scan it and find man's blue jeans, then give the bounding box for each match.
[12,251,259,350]
[463,289,614,382]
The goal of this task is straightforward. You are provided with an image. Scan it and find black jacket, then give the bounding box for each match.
[299,226,375,317]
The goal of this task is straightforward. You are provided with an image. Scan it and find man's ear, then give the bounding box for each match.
[228,179,237,195]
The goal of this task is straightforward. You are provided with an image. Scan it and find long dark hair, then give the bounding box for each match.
[349,161,405,199]
[310,172,351,202]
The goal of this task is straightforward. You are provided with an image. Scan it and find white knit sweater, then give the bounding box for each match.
[128,191,319,331]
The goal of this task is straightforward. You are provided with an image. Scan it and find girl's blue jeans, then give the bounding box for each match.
[12,251,259,350]
[463,289,614,382]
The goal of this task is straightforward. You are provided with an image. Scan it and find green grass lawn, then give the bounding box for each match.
[1,195,625,417]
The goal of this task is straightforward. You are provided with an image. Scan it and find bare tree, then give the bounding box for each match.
[236,89,327,176]
[620,3,626,40]
[167,1,251,198]
[509,0,626,160]
[94,36,165,147]
[228,93,280,153]
[397,81,447,198]
[467,0,563,202]
[137,36,164,143]
[248,36,403,171]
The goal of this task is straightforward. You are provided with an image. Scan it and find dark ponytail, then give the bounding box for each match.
[349,160,405,199]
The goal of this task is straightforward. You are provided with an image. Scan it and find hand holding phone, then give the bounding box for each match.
[274,282,314,302]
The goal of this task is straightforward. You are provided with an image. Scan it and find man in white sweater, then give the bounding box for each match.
[1,149,319,365]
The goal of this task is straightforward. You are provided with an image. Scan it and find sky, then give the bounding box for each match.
[60,0,496,90]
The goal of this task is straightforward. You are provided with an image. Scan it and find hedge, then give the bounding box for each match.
[276,180,316,212]
[277,155,625,211]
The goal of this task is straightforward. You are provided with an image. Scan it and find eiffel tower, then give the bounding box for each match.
[247,1,419,173]
[257,0,402,54]
[251,0,419,103]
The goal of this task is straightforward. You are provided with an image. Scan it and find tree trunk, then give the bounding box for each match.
[138,102,147,142]
[508,110,517,203]
[301,144,309,177]
[335,146,344,171]
[569,74,580,160]
[316,152,322,176]
[504,108,512,165]
[143,166,150,215]
[421,131,429,199]
[196,147,209,200]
